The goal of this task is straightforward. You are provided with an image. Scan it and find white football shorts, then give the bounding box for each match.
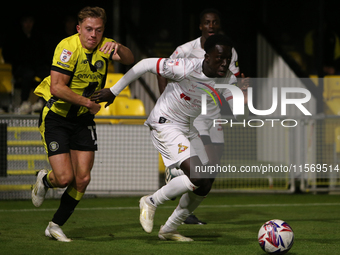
[149,123,208,169]
[194,114,224,144]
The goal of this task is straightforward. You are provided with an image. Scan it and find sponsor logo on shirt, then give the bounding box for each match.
[56,62,70,68]
[76,73,103,80]
[180,93,191,101]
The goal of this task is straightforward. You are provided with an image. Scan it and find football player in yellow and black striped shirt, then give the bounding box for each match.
[31,6,134,242]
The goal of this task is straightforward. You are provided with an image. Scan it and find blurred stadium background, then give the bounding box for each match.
[1,0,340,199]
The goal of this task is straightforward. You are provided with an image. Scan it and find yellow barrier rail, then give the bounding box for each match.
[7,170,37,175]
[7,155,47,161]
[7,141,43,146]
[0,184,31,191]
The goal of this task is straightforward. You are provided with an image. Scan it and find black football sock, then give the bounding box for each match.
[42,173,54,188]
[52,187,83,226]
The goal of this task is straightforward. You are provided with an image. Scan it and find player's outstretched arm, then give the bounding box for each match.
[111,58,160,96]
[91,58,160,106]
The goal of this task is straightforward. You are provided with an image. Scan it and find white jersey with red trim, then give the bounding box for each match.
[170,37,240,76]
[145,58,233,128]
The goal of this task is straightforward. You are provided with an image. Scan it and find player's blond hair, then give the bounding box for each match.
[78,6,107,25]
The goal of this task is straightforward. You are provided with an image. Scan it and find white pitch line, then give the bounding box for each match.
[199,202,340,208]
[0,202,340,213]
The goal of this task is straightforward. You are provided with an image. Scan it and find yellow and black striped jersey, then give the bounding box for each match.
[34,33,114,118]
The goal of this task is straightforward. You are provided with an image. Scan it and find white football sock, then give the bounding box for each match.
[148,175,198,207]
[162,192,205,232]
[170,168,184,177]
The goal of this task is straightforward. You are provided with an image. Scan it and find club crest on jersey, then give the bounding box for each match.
[60,49,73,63]
[178,143,188,153]
[95,60,104,70]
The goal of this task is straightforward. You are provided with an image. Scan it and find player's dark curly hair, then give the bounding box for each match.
[204,34,233,54]
[199,8,222,22]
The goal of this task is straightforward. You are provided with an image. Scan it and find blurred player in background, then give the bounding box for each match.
[31,6,134,242]
[157,8,244,225]
[92,34,248,241]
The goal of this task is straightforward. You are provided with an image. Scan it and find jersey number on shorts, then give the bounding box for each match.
[88,126,97,143]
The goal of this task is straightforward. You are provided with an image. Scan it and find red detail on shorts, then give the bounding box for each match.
[156,58,163,76]
[226,96,233,101]
[180,93,191,101]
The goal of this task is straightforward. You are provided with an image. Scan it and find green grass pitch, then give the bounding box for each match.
[0,193,339,255]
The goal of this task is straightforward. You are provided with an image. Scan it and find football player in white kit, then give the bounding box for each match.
[157,8,242,224]
[92,34,248,241]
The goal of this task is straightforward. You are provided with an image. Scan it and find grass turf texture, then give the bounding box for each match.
[0,193,339,255]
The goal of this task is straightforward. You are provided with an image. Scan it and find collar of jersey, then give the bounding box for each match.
[83,48,94,54]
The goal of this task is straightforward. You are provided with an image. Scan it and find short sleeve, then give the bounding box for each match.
[157,58,201,81]
[51,39,78,75]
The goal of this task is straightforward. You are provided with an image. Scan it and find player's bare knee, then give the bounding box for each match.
[193,180,213,196]
[77,175,91,188]
[54,173,74,188]
[56,177,72,188]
